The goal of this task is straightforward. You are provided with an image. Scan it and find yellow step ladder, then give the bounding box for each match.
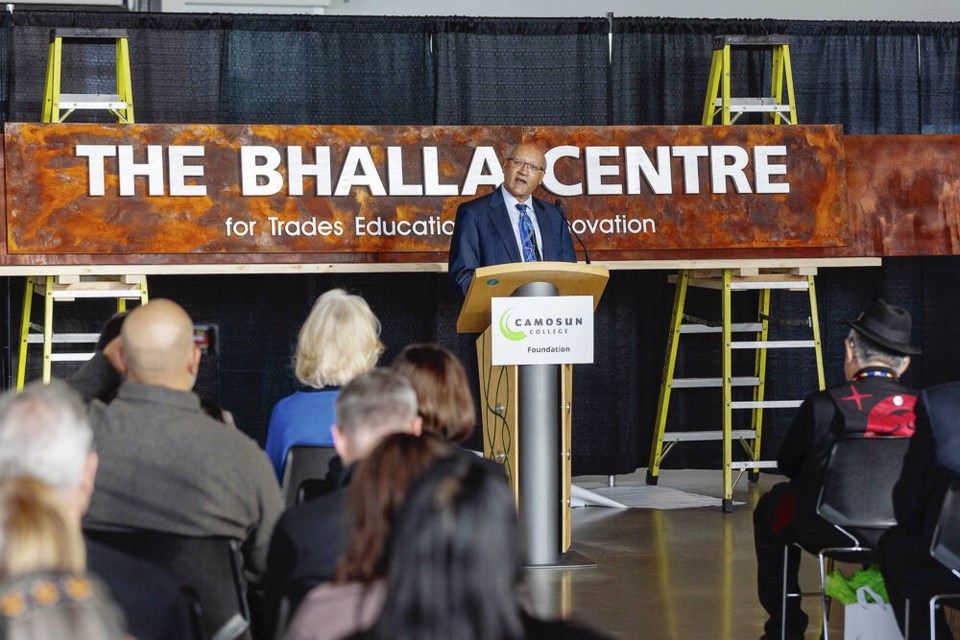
[646,268,825,511]
[702,34,797,126]
[43,29,135,124]
[647,36,820,511]
[18,28,146,390]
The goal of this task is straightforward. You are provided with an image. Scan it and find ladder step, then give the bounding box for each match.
[58,94,126,110]
[52,28,129,41]
[687,278,808,291]
[732,400,803,410]
[663,429,759,442]
[730,280,809,291]
[731,340,816,349]
[714,97,791,113]
[714,34,790,48]
[730,460,779,470]
[26,333,100,344]
[50,352,96,362]
[672,376,760,389]
[679,322,763,334]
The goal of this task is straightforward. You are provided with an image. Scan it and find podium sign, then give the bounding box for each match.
[490,296,594,366]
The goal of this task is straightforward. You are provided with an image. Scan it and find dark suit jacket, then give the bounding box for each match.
[893,382,960,539]
[263,465,353,635]
[86,538,195,640]
[447,187,577,296]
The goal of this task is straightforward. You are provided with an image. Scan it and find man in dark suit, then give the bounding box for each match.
[263,368,422,635]
[447,142,577,296]
[880,382,960,640]
[0,380,194,640]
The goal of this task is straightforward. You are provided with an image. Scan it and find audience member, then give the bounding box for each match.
[265,288,384,479]
[74,299,283,584]
[0,570,126,640]
[391,343,475,443]
[347,454,610,640]
[880,381,960,639]
[753,299,920,640]
[284,433,456,640]
[0,476,84,580]
[0,380,193,640]
[264,368,421,631]
[0,476,127,640]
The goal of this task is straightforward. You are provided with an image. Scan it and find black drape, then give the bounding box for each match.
[432,17,610,125]
[3,11,960,475]
[219,15,433,125]
[8,12,224,123]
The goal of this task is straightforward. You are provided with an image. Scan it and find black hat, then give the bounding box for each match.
[846,299,921,356]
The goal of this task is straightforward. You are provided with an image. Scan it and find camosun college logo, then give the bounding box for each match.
[499,309,526,342]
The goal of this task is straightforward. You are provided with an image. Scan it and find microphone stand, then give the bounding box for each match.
[554,199,591,265]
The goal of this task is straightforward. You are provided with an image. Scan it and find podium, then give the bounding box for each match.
[457,261,609,566]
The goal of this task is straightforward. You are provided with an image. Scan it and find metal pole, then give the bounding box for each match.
[514,280,560,566]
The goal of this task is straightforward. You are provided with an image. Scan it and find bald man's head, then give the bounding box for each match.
[120,299,199,390]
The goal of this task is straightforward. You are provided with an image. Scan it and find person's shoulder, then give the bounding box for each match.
[523,614,612,640]
[277,486,346,530]
[921,380,960,402]
[458,188,499,212]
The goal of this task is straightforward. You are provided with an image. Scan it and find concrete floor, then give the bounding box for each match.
[524,469,844,640]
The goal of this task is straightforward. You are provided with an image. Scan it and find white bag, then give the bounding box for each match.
[844,585,904,640]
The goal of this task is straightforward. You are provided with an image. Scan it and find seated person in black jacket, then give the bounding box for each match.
[264,368,422,634]
[880,382,960,640]
[0,380,194,640]
[753,299,920,640]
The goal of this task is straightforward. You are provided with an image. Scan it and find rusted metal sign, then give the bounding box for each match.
[3,123,848,259]
[844,135,960,256]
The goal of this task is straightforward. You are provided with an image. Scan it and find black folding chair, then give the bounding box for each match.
[812,436,911,640]
[923,480,960,639]
[279,444,339,507]
[85,529,251,640]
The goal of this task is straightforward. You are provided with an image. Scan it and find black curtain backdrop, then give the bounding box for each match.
[432,17,610,125]
[220,15,434,125]
[3,12,960,475]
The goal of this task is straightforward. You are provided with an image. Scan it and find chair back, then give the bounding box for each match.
[817,436,911,546]
[931,480,960,573]
[85,529,250,640]
[280,445,338,507]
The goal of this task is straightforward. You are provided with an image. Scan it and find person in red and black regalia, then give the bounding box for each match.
[753,299,921,640]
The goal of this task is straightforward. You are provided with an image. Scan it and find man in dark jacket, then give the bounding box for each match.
[263,368,422,635]
[753,299,920,640]
[879,382,960,640]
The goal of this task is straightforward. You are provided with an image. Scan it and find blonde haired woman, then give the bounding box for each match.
[265,289,384,478]
[0,476,127,640]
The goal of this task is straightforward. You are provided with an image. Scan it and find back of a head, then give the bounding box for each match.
[120,299,195,383]
[295,288,384,388]
[335,432,456,584]
[0,381,91,493]
[373,455,524,640]
[334,368,418,440]
[0,477,85,582]
[0,570,126,640]
[391,343,475,443]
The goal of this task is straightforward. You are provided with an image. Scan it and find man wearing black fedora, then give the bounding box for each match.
[753,299,921,640]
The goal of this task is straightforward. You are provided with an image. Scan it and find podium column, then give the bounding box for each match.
[514,281,560,566]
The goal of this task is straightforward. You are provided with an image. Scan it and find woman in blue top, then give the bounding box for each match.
[265,289,383,479]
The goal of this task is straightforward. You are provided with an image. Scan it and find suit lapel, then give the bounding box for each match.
[531,197,556,260]
[489,187,521,263]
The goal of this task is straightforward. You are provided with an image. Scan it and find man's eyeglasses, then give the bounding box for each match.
[507,158,545,173]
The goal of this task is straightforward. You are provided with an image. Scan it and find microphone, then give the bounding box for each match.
[555,199,591,265]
